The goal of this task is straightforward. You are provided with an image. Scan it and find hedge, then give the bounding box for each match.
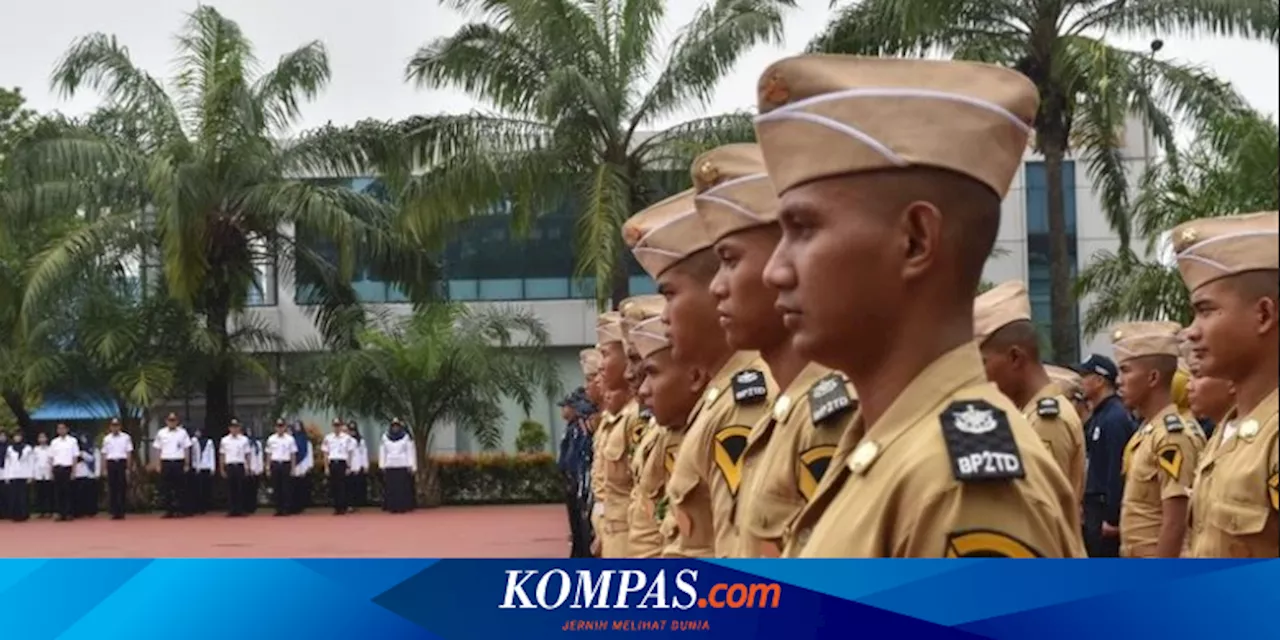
[53,453,564,513]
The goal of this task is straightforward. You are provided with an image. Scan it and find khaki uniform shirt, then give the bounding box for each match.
[589,412,613,536]
[1187,388,1278,558]
[1119,404,1204,558]
[736,363,857,557]
[660,351,775,558]
[627,418,665,558]
[791,343,1085,558]
[601,401,645,558]
[1022,384,1086,505]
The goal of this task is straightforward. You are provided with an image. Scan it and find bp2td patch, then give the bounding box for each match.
[639,406,653,420]
[732,369,769,404]
[1036,397,1059,417]
[944,530,1043,558]
[809,373,854,425]
[713,425,752,495]
[940,400,1025,482]
[1163,414,1185,432]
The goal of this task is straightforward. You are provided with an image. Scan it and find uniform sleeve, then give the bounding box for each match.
[900,483,1084,558]
[379,439,388,468]
[1103,415,1131,524]
[1154,431,1198,500]
[152,436,162,451]
[1268,431,1278,513]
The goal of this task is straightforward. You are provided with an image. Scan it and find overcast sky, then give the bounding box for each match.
[2,0,1276,134]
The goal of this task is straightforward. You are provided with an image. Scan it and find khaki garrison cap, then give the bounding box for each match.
[1171,211,1279,292]
[620,295,664,328]
[1046,364,1083,398]
[596,312,624,346]
[691,143,781,242]
[579,348,602,377]
[973,280,1033,344]
[630,314,672,359]
[1109,321,1182,363]
[622,189,711,278]
[753,55,1038,197]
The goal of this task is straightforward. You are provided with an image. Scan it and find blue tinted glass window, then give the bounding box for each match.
[448,279,479,300]
[1024,161,1079,362]
[478,279,523,300]
[628,276,658,295]
[525,278,570,299]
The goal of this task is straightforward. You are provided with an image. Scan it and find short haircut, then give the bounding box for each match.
[667,248,719,284]
[1224,269,1279,304]
[1133,354,1178,386]
[983,319,1041,360]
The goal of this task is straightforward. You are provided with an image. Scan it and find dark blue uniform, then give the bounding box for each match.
[558,392,597,558]
[1082,394,1136,557]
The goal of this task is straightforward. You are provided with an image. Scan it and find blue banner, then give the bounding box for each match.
[2,559,1276,639]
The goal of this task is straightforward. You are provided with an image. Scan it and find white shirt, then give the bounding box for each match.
[321,432,356,462]
[32,445,53,481]
[248,440,264,475]
[350,439,368,472]
[74,448,98,479]
[220,434,251,465]
[379,435,417,471]
[4,444,33,480]
[102,432,134,461]
[266,433,298,462]
[153,427,192,461]
[193,439,216,471]
[49,435,80,468]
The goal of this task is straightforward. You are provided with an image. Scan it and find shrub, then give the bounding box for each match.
[515,420,549,454]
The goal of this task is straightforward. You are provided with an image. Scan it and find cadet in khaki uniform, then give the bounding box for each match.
[1111,321,1204,557]
[1047,365,1090,423]
[753,55,1084,558]
[585,337,613,555]
[692,143,859,557]
[627,303,696,557]
[974,281,1086,504]
[1173,212,1278,558]
[623,190,776,558]
[595,312,642,558]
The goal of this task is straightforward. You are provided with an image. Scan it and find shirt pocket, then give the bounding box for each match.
[666,469,706,545]
[1207,499,1270,537]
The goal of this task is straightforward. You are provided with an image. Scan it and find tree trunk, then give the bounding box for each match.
[205,301,232,440]
[413,435,442,507]
[4,390,33,438]
[1042,134,1078,364]
[609,251,630,311]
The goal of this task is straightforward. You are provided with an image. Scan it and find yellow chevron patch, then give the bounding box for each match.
[713,425,752,496]
[945,530,1042,558]
[797,445,837,502]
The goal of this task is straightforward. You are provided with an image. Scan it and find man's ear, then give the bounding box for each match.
[689,366,710,395]
[900,201,943,281]
[1254,294,1278,336]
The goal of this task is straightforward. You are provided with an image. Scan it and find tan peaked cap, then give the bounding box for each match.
[622,189,710,278]
[973,281,1032,343]
[630,315,672,359]
[1045,364,1083,397]
[692,144,780,242]
[579,348,602,377]
[1171,211,1279,292]
[596,312,624,346]
[753,55,1037,197]
[1109,321,1183,363]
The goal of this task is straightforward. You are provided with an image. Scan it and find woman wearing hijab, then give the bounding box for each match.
[347,421,368,509]
[191,428,216,514]
[379,419,416,514]
[5,431,33,521]
[245,428,263,515]
[290,422,313,514]
[32,432,53,518]
[73,432,100,518]
[0,431,10,520]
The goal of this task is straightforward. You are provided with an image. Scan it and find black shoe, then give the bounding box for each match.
[274,512,286,517]
[162,512,175,519]
[112,515,125,520]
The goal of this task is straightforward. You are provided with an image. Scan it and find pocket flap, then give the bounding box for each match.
[1208,500,1270,536]
[667,469,700,505]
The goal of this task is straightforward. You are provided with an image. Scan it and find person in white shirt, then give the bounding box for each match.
[4,431,33,521]
[101,418,134,520]
[32,432,53,518]
[246,429,264,514]
[73,432,100,518]
[49,423,80,521]
[190,427,217,514]
[219,419,253,517]
[379,419,417,514]
[289,422,313,515]
[0,431,10,520]
[265,419,298,516]
[321,419,357,515]
[151,412,192,518]
[348,421,369,510]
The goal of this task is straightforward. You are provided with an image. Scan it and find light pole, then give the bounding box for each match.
[1141,39,1164,170]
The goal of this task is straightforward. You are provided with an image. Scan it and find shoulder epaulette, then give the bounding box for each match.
[808,373,854,425]
[1036,397,1060,417]
[731,369,768,404]
[1163,414,1185,432]
[940,400,1025,482]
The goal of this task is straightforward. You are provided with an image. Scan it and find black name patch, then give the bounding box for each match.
[639,406,653,420]
[809,373,854,425]
[1163,414,1184,432]
[1036,397,1059,417]
[940,400,1025,482]
[732,369,769,404]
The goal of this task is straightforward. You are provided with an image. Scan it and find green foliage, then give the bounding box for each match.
[515,419,549,453]
[435,453,564,505]
[280,303,562,454]
[813,0,1272,360]
[1078,107,1279,335]
[395,0,795,306]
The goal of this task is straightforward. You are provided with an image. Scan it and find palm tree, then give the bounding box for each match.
[810,0,1275,361]
[22,7,436,436]
[279,303,562,505]
[1078,106,1278,334]
[398,0,795,307]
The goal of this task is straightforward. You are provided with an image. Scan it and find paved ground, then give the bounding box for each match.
[2,504,570,558]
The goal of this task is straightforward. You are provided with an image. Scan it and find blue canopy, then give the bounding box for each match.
[29,394,140,421]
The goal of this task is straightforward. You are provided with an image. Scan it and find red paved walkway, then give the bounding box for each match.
[1,504,570,558]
